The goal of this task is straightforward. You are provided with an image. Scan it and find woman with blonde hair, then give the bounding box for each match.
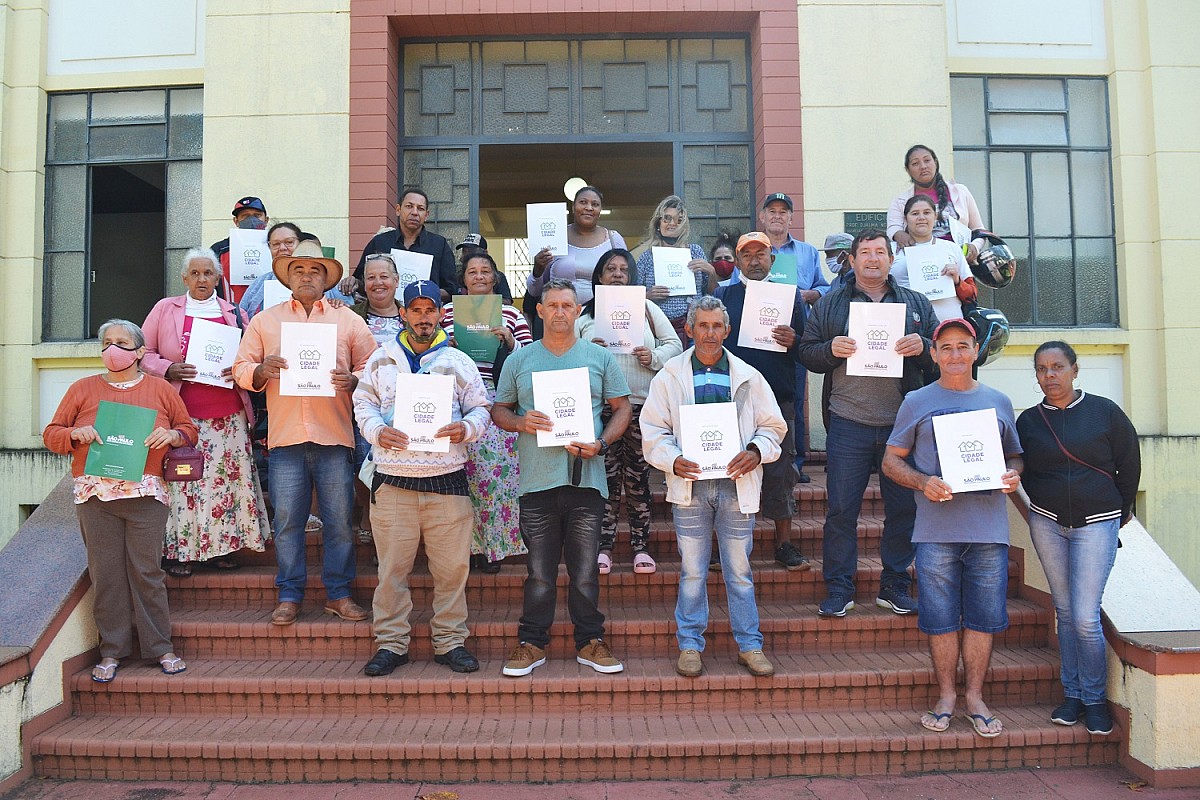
[634,195,717,343]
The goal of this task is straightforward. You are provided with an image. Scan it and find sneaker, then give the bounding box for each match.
[305,514,323,533]
[876,586,918,615]
[577,639,624,674]
[363,649,409,677]
[737,649,775,677]
[676,649,703,677]
[774,541,812,572]
[818,595,855,617]
[502,642,546,677]
[1084,702,1114,735]
[1051,697,1084,726]
[708,554,722,572]
[434,645,480,673]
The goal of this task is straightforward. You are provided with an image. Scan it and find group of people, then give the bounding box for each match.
[42,143,1140,741]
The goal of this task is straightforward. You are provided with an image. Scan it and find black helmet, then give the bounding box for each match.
[970,230,1016,289]
[966,306,1010,368]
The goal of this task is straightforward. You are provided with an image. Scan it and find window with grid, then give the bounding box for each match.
[950,76,1116,327]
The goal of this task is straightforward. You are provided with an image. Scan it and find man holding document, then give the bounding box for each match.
[492,279,632,677]
[233,241,378,626]
[882,318,1022,738]
[641,296,787,678]
[798,229,937,618]
[353,280,492,676]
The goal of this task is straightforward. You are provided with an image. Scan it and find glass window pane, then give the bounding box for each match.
[1034,238,1075,326]
[950,77,986,147]
[989,152,1029,236]
[1071,151,1113,236]
[1031,152,1071,236]
[989,112,1067,146]
[43,252,87,341]
[90,90,166,124]
[952,150,989,225]
[48,94,87,162]
[1076,238,1117,326]
[45,165,88,251]
[168,88,204,158]
[991,237,1031,326]
[166,160,202,249]
[1068,79,1109,147]
[89,124,167,160]
[987,78,1065,111]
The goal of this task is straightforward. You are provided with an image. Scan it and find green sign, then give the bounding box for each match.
[843,212,888,237]
[767,252,798,285]
[453,294,503,363]
[84,401,157,481]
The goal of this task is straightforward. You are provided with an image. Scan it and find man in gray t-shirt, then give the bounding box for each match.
[882,318,1023,739]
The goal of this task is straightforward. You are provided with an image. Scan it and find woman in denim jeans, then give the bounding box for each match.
[1016,341,1141,737]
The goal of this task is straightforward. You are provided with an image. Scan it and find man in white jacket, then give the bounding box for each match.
[640,296,787,678]
[353,281,493,676]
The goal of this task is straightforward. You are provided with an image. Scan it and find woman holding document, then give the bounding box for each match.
[141,249,270,577]
[441,252,532,572]
[890,195,977,324]
[43,319,199,682]
[1017,340,1141,736]
[576,248,682,574]
[527,185,626,306]
[633,196,718,343]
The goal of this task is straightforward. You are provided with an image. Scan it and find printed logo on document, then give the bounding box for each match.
[866,328,889,351]
[958,439,985,464]
[204,343,225,364]
[297,348,322,371]
[609,309,632,330]
[413,400,437,425]
[757,306,780,327]
[104,434,135,447]
[699,427,724,452]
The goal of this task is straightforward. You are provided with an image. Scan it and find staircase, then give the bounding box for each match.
[31,469,1118,782]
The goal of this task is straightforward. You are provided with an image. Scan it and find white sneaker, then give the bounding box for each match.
[305,514,323,532]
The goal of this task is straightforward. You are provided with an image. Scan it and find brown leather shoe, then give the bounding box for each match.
[271,601,300,626]
[324,596,369,621]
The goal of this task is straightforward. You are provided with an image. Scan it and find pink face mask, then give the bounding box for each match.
[101,343,140,372]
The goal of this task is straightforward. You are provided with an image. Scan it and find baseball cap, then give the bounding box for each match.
[232,196,267,216]
[932,317,976,341]
[455,233,488,251]
[402,280,442,308]
[821,233,853,252]
[736,231,772,254]
[761,192,793,211]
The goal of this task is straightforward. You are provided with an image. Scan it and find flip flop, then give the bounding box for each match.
[965,713,1003,738]
[632,552,657,574]
[160,657,188,675]
[91,662,119,683]
[166,561,193,578]
[920,710,952,732]
[597,552,612,575]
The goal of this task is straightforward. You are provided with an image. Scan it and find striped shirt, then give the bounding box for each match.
[691,350,732,404]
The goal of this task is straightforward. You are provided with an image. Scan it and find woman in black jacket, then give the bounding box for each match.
[1016,341,1140,737]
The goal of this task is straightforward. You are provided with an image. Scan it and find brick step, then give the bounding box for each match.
[166,597,1050,661]
[31,704,1118,783]
[69,647,1064,718]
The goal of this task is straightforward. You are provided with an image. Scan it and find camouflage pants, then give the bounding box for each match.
[599,403,651,553]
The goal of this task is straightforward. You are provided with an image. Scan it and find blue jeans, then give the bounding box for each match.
[269,443,356,604]
[915,542,1009,636]
[674,480,762,652]
[517,486,606,650]
[1028,514,1120,704]
[793,362,807,471]
[822,414,916,597]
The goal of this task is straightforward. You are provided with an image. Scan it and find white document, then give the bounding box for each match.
[846,302,906,378]
[736,279,796,353]
[390,249,434,298]
[531,367,595,448]
[228,228,270,285]
[679,402,741,480]
[262,278,292,310]
[652,247,696,296]
[932,408,1008,493]
[905,243,957,301]
[183,317,241,388]
[526,203,569,257]
[393,373,453,453]
[278,322,338,397]
[592,285,646,354]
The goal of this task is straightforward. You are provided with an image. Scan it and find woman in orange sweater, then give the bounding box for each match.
[43,319,199,683]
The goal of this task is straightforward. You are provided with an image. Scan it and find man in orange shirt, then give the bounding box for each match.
[234,240,379,626]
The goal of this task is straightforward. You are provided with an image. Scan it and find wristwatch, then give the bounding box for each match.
[598,438,610,456]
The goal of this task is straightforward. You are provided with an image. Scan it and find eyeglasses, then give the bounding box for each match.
[660,214,684,225]
[268,237,299,251]
[365,253,395,264]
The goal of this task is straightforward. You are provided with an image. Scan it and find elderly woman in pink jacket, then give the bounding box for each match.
[141,247,270,577]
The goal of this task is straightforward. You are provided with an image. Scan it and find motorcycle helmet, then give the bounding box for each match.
[966,306,1010,368]
[969,230,1016,289]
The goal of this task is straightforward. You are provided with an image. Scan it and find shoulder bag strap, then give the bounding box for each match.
[1036,403,1114,481]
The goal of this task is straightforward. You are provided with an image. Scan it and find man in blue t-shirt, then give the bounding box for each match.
[492,279,632,678]
[883,318,1023,739]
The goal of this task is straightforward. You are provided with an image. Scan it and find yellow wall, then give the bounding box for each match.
[1111,658,1200,770]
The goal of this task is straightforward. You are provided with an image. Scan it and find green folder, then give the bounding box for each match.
[454,295,503,363]
[83,401,157,481]
[768,252,798,285]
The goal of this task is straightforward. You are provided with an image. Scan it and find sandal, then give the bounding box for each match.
[633,552,657,574]
[209,556,239,570]
[166,560,193,578]
[91,661,119,683]
[597,552,612,575]
[920,710,953,732]
[965,712,1003,738]
[159,656,187,675]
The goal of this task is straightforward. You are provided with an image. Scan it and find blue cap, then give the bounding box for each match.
[402,280,442,308]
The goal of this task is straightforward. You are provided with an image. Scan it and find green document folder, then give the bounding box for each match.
[768,252,798,285]
[83,401,157,481]
[454,295,503,363]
